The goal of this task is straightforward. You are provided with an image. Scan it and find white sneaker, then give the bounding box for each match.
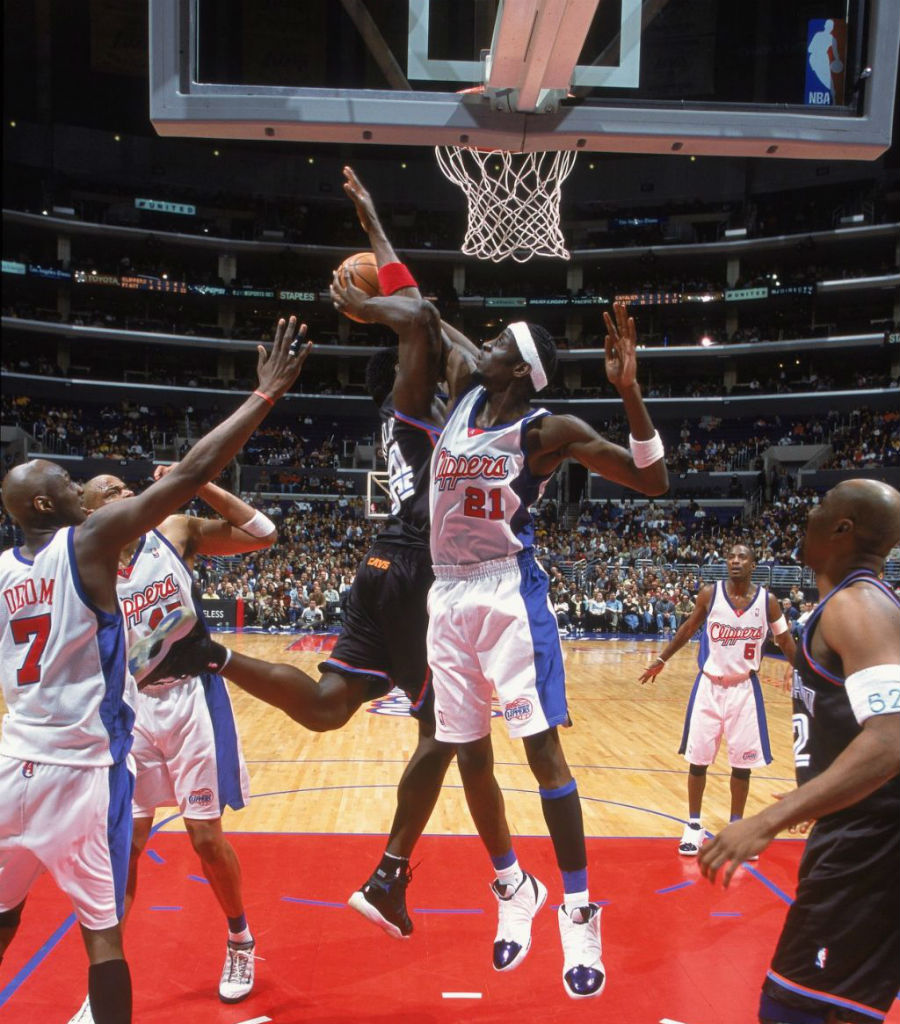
[128,605,197,684]
[558,904,606,999]
[219,939,255,1003]
[491,872,547,971]
[678,822,705,856]
[67,996,94,1024]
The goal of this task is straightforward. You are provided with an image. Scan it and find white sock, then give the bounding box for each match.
[496,861,524,892]
[564,890,590,915]
[228,926,253,944]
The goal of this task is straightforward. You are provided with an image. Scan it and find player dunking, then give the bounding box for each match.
[0,318,308,1024]
[639,543,796,856]
[152,167,473,939]
[76,466,279,1015]
[699,480,899,1024]
[425,304,667,998]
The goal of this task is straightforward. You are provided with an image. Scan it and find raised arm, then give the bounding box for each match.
[154,466,278,562]
[75,317,310,611]
[527,303,668,494]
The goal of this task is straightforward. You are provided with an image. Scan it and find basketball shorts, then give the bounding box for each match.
[132,674,249,820]
[763,806,900,1022]
[678,671,771,768]
[0,754,133,930]
[427,551,568,744]
[320,541,434,722]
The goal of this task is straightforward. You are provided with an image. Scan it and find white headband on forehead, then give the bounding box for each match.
[508,321,548,392]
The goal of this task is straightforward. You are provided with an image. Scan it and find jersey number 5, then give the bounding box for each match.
[464,487,504,520]
[11,613,51,685]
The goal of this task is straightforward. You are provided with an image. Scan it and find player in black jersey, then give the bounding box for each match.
[699,479,900,1024]
[150,168,475,940]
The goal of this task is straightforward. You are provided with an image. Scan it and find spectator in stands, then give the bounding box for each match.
[605,591,622,631]
[675,591,695,627]
[300,599,324,631]
[656,591,677,636]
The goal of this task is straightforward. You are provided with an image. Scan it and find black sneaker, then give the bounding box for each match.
[348,863,413,939]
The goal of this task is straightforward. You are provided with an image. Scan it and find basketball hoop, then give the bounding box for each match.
[435,145,577,263]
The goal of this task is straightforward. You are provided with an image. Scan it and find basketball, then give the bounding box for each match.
[335,251,380,322]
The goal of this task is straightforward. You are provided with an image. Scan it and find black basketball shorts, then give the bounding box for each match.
[762,806,900,1022]
[319,542,434,722]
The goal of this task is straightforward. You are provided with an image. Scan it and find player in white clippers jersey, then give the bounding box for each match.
[80,470,273,1010]
[428,304,668,1000]
[0,315,308,1024]
[640,543,796,857]
[699,480,900,1024]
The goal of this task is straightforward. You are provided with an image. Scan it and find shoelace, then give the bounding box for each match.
[225,946,254,983]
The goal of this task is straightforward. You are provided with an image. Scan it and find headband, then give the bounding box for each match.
[509,322,548,392]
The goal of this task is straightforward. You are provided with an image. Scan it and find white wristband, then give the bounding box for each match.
[220,647,233,671]
[238,510,275,538]
[629,431,665,468]
[770,615,789,636]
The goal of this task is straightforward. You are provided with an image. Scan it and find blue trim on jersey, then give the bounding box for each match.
[517,551,568,728]
[509,411,551,547]
[119,533,147,574]
[107,759,135,920]
[153,526,189,571]
[394,409,441,445]
[696,598,711,670]
[721,579,761,615]
[11,536,54,565]
[320,658,391,683]
[750,671,773,763]
[201,672,246,813]
[679,671,703,754]
[800,570,900,687]
[66,528,134,764]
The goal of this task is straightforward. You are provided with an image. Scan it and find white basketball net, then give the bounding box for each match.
[435,146,578,263]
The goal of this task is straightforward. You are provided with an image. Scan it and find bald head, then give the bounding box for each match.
[828,478,900,558]
[1,459,85,530]
[82,474,133,512]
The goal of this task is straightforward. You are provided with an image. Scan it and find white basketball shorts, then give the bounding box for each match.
[132,675,249,820]
[427,552,568,744]
[0,754,133,930]
[678,671,772,768]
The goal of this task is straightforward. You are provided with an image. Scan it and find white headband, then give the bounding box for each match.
[509,321,548,392]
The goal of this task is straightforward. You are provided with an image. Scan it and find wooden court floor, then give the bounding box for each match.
[220,633,798,841]
[9,636,899,1023]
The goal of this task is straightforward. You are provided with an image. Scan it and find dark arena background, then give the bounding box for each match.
[2,2,899,1023]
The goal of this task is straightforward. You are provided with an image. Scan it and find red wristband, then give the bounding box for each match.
[377,262,418,295]
[253,389,275,407]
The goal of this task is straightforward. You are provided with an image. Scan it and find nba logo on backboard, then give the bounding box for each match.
[805,19,846,105]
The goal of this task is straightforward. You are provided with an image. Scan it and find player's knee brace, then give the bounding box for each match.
[688,763,708,777]
[731,767,751,781]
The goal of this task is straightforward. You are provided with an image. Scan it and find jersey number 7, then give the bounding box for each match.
[11,613,51,685]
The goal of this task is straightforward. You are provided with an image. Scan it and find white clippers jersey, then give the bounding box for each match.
[0,527,134,766]
[699,580,770,680]
[117,529,194,646]
[430,385,551,566]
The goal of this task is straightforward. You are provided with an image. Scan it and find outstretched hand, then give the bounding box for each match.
[698,816,774,887]
[256,316,312,401]
[343,166,380,235]
[639,659,665,685]
[330,269,373,322]
[603,301,638,390]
